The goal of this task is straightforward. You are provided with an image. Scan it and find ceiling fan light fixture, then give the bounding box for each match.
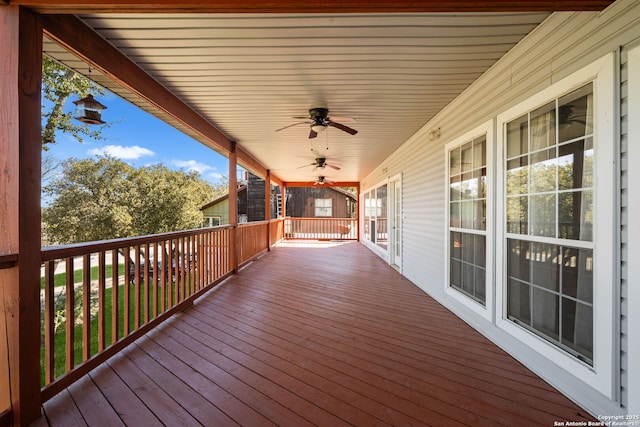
[311,123,327,133]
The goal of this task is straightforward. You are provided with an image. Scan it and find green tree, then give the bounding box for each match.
[42,156,214,244]
[42,56,109,146]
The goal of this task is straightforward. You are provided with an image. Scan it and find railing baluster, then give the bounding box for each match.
[65,257,75,373]
[43,260,55,385]
[111,249,119,345]
[98,251,106,352]
[151,242,158,319]
[134,245,141,329]
[82,254,91,362]
[123,247,131,337]
[143,243,150,324]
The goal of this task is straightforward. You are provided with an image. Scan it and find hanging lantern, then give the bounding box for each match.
[73,94,107,124]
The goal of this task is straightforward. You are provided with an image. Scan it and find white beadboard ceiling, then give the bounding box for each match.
[43,12,551,183]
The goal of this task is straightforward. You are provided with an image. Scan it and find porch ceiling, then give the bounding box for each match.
[36,5,606,183]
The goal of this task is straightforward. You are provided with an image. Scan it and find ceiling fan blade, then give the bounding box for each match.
[275,122,307,132]
[328,121,358,135]
[309,129,318,139]
[328,116,356,123]
[297,162,314,169]
[326,163,341,170]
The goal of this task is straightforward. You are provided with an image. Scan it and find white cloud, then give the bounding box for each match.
[88,145,155,159]
[170,159,214,175]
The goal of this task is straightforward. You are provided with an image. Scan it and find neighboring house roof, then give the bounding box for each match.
[200,185,246,211]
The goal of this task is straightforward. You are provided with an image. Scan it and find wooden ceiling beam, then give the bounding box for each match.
[11,0,615,13]
[284,181,360,188]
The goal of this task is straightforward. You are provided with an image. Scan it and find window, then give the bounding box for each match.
[505,83,594,364]
[496,54,615,397]
[203,216,221,227]
[447,132,488,307]
[362,182,390,251]
[315,198,332,217]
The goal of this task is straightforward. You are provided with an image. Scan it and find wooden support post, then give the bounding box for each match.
[265,170,271,250]
[0,6,43,426]
[228,143,238,272]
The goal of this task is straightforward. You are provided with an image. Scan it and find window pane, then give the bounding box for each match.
[450,147,461,176]
[558,84,593,143]
[473,137,486,168]
[530,242,560,292]
[532,288,559,341]
[530,193,556,237]
[474,234,486,267]
[460,172,476,200]
[461,200,474,229]
[461,142,473,173]
[506,196,528,234]
[450,175,462,201]
[462,263,474,294]
[450,202,460,227]
[507,114,528,158]
[376,185,387,249]
[450,259,462,288]
[530,101,556,151]
[480,167,487,198]
[474,267,486,303]
[561,247,593,303]
[474,200,486,230]
[530,148,557,193]
[558,190,593,241]
[559,139,592,191]
[561,298,593,362]
[507,239,530,282]
[508,279,531,325]
[462,232,474,263]
[450,231,462,259]
[506,156,528,196]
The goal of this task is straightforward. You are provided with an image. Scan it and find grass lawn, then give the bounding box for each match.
[41,264,125,289]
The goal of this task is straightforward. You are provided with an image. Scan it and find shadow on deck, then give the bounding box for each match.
[33,241,594,426]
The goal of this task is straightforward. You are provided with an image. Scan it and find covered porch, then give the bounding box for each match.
[33,241,593,426]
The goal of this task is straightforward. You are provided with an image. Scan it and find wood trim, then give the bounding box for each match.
[228,144,238,272]
[12,0,615,14]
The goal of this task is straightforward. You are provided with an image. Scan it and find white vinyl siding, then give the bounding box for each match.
[624,42,640,414]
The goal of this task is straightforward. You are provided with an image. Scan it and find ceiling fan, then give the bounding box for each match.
[276,107,358,139]
[313,176,335,185]
[298,156,341,171]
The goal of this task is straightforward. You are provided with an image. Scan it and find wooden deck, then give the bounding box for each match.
[33,241,595,426]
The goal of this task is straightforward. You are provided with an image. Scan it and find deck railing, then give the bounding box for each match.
[38,220,281,400]
[284,217,358,240]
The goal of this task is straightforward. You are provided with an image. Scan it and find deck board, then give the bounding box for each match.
[37,241,595,426]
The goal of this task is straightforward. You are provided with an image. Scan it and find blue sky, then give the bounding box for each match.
[47,92,230,185]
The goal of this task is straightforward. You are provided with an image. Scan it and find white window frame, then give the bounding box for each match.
[496,53,616,398]
[444,120,495,322]
[314,198,332,217]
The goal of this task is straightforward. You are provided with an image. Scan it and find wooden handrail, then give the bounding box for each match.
[284,217,358,241]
